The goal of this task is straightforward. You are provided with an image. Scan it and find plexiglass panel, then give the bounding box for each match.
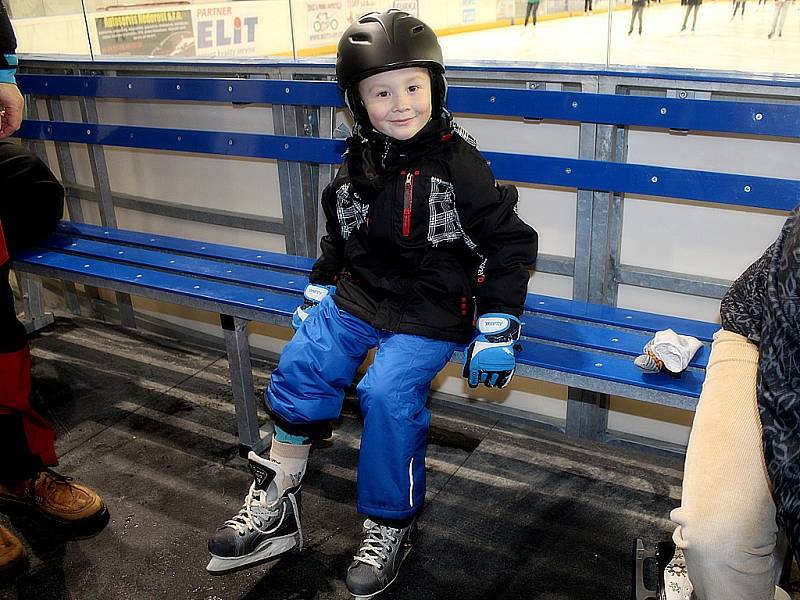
[5,0,799,75]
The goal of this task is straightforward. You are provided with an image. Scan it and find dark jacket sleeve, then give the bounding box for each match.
[451,144,538,317]
[0,1,16,66]
[309,182,346,285]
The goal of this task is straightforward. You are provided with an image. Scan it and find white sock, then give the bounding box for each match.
[269,438,310,490]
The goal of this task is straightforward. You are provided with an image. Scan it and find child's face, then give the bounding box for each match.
[357,67,433,140]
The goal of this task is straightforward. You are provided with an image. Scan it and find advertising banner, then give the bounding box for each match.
[194,4,260,57]
[462,0,478,24]
[392,0,419,15]
[95,9,194,57]
[305,1,346,45]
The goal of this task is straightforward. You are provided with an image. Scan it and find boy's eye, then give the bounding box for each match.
[408,85,420,92]
[376,91,390,98]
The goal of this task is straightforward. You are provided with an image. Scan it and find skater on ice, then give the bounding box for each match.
[206,8,538,599]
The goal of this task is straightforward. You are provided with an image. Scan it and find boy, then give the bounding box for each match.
[207,9,538,599]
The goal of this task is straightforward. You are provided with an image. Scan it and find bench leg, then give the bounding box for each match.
[565,388,609,441]
[14,272,55,334]
[220,314,268,458]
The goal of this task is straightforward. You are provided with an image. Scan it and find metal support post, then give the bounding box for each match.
[14,271,55,333]
[45,95,91,316]
[565,78,612,441]
[79,80,136,328]
[220,314,267,457]
[15,94,55,332]
[274,103,316,257]
[316,105,337,254]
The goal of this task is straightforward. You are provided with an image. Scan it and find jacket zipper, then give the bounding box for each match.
[402,169,418,237]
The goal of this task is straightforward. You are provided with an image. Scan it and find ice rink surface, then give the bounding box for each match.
[437,0,800,77]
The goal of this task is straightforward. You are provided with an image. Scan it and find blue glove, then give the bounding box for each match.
[291,283,335,330]
[462,313,522,389]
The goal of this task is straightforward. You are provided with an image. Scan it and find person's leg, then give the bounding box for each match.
[346,332,455,598]
[691,4,699,29]
[769,1,781,35]
[638,6,644,32]
[682,4,691,28]
[524,2,533,26]
[0,145,103,531]
[629,7,636,32]
[354,333,455,519]
[671,330,778,600]
[777,1,788,33]
[207,296,376,573]
[532,2,539,24]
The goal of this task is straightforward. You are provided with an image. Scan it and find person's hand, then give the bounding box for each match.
[291,284,335,330]
[462,313,522,388]
[0,82,24,139]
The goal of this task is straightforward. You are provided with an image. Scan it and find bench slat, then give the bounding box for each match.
[19,123,799,211]
[526,294,719,342]
[56,221,315,272]
[45,233,310,294]
[516,339,703,398]
[13,247,300,317]
[523,314,709,368]
[17,75,800,139]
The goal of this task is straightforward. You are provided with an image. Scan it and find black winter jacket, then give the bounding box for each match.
[0,1,15,68]
[310,117,538,344]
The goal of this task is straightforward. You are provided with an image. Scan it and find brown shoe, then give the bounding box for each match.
[0,524,26,577]
[0,469,108,530]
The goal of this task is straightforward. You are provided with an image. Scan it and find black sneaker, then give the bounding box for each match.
[345,518,417,600]
[206,451,302,574]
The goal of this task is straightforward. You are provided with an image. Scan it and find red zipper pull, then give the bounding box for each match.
[402,170,414,236]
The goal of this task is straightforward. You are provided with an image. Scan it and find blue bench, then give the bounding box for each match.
[13,219,713,455]
[10,66,797,454]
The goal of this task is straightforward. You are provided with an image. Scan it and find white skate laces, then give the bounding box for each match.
[352,519,400,569]
[223,482,283,536]
[662,546,693,599]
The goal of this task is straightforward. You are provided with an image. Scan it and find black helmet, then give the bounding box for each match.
[336,10,448,131]
[336,9,444,92]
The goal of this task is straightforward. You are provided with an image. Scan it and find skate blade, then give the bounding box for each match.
[206,534,299,575]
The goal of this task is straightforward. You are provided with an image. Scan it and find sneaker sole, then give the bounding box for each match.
[0,499,110,539]
[206,532,300,575]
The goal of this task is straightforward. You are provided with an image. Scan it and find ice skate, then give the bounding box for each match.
[633,538,691,600]
[206,451,303,575]
[345,518,417,600]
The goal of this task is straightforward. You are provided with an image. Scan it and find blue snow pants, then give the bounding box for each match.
[265,295,456,520]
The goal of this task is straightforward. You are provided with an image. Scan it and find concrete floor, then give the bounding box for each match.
[0,314,790,599]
